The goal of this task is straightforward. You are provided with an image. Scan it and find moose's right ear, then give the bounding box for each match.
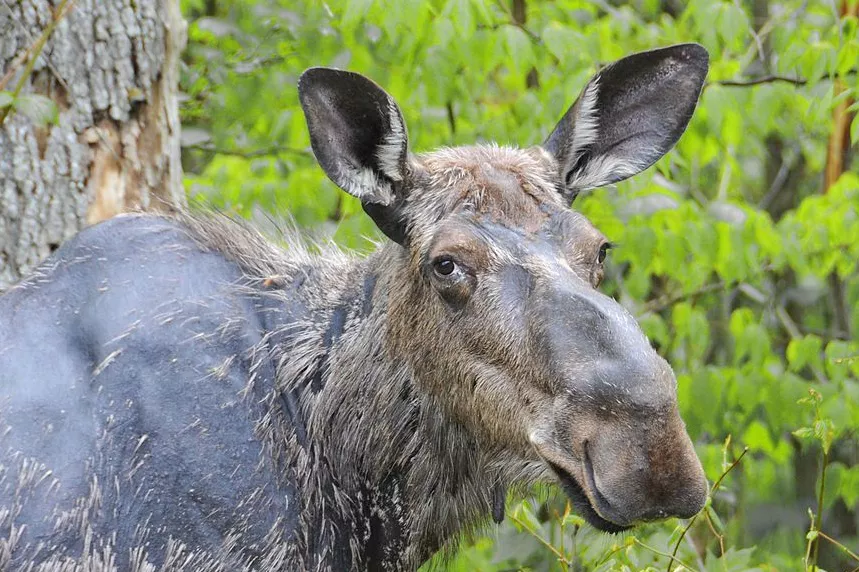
[299,68,410,242]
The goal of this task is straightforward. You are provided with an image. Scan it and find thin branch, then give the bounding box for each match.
[809,448,830,571]
[704,509,726,557]
[634,538,698,572]
[475,21,542,44]
[596,542,628,567]
[0,0,72,126]
[185,144,312,158]
[775,305,829,384]
[666,447,748,572]
[711,69,858,88]
[818,531,859,564]
[490,0,542,43]
[0,44,32,91]
[230,54,291,74]
[1,0,121,162]
[2,0,74,88]
[710,447,749,493]
[643,279,730,314]
[711,75,807,87]
[734,0,766,65]
[507,512,571,566]
[758,150,794,211]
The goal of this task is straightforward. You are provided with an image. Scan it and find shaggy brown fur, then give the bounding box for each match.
[0,45,711,571]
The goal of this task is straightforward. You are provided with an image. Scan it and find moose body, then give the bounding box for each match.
[0,45,710,570]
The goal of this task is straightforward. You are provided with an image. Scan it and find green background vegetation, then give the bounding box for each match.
[178,1,859,570]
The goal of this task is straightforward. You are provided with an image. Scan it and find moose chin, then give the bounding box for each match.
[0,43,709,570]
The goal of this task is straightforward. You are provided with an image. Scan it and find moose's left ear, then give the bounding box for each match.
[544,44,709,203]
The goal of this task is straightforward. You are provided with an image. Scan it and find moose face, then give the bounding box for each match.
[299,44,710,531]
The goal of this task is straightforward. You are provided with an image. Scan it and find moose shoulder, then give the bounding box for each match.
[0,44,710,571]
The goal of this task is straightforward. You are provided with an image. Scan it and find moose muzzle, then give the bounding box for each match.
[530,277,709,531]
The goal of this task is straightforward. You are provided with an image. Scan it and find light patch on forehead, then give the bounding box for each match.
[414,145,566,223]
[510,210,607,285]
[562,211,607,254]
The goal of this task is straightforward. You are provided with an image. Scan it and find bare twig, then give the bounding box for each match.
[711,75,808,87]
[634,537,698,572]
[185,143,312,158]
[734,0,766,65]
[808,448,831,571]
[0,45,32,91]
[818,531,859,564]
[775,305,829,384]
[666,447,748,572]
[711,447,749,495]
[643,279,729,314]
[758,150,794,210]
[710,69,858,88]
[490,0,541,43]
[704,510,726,557]
[0,0,72,126]
[1,0,121,162]
[508,512,571,566]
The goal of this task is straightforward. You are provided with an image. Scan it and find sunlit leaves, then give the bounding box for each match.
[178,1,859,570]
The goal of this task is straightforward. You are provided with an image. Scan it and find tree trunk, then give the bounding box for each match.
[0,0,187,290]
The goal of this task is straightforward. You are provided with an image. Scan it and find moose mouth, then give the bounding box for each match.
[548,445,631,534]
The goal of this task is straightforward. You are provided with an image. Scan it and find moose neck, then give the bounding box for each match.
[271,244,520,569]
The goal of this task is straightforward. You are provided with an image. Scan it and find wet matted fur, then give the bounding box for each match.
[0,44,711,571]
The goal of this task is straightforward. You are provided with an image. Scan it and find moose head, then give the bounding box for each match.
[298,44,710,533]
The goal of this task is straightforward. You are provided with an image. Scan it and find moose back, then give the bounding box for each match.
[0,44,710,571]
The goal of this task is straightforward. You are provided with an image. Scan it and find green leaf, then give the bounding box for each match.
[743,420,775,455]
[792,427,813,440]
[339,0,373,31]
[510,501,541,534]
[0,91,13,108]
[502,26,534,79]
[786,335,824,373]
[15,93,59,126]
[717,3,749,48]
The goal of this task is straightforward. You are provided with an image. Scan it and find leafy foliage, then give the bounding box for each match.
[179,0,859,569]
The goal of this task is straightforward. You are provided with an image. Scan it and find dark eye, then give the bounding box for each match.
[597,242,612,264]
[433,256,457,276]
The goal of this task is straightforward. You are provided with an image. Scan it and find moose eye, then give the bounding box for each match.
[597,242,612,264]
[433,256,457,276]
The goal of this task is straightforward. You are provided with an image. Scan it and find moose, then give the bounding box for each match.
[0,44,710,570]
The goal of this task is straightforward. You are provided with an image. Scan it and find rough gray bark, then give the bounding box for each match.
[0,0,187,290]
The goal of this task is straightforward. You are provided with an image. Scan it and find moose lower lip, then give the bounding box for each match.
[582,444,629,527]
[547,460,629,534]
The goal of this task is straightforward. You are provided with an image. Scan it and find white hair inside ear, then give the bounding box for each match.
[376,99,407,184]
[543,43,710,198]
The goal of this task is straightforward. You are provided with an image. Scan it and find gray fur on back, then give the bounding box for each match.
[0,206,542,571]
[0,44,714,568]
